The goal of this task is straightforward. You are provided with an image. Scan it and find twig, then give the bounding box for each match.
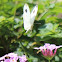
[37,0,57,21]
[37,9,48,20]
[14,1,18,19]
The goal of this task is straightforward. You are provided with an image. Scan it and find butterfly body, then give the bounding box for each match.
[23,4,38,32]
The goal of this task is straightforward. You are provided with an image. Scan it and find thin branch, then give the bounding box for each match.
[37,0,57,21]
[14,1,18,19]
[37,9,48,21]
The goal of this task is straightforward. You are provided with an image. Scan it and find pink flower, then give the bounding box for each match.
[7,53,18,61]
[4,59,10,62]
[0,55,7,60]
[0,53,27,62]
[4,59,17,62]
[34,43,62,59]
[19,55,27,62]
[0,53,18,62]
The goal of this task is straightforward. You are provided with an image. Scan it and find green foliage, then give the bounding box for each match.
[0,0,62,62]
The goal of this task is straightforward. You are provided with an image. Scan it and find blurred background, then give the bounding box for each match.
[0,0,62,62]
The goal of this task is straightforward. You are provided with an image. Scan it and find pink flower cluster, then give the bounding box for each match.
[0,53,27,62]
[34,43,62,58]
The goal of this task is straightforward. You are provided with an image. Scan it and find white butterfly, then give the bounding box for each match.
[23,4,38,33]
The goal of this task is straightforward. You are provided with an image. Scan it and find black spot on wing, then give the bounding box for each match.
[25,9,27,13]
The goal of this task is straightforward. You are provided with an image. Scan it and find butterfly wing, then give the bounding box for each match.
[23,4,31,32]
[30,5,38,26]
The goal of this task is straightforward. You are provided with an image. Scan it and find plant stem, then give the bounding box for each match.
[14,1,18,19]
[37,9,48,20]
[20,42,27,56]
[49,60,50,62]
